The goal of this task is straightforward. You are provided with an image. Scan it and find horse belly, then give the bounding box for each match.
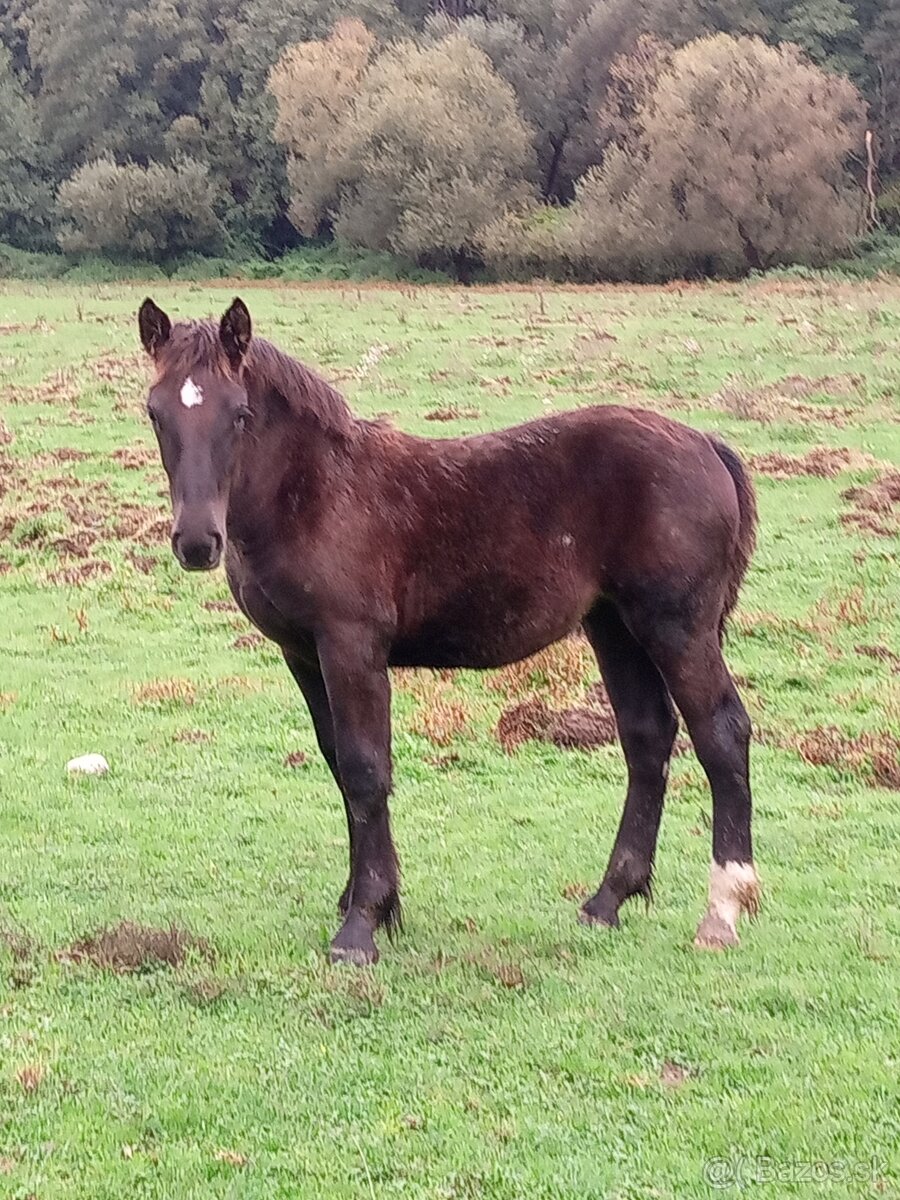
[391,569,591,669]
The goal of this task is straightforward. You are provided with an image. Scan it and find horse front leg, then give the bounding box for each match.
[282,649,353,917]
[316,625,400,965]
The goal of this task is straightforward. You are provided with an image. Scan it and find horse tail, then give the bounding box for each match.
[709,436,757,638]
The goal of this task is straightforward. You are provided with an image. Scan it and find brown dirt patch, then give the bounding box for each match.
[496,695,618,753]
[840,469,900,539]
[0,441,169,578]
[203,599,238,613]
[561,881,591,901]
[111,445,156,470]
[50,532,97,558]
[0,924,34,961]
[659,1061,692,1088]
[464,947,527,990]
[60,921,211,972]
[283,751,309,768]
[748,447,876,479]
[0,318,53,335]
[126,551,159,574]
[2,368,78,407]
[0,417,12,445]
[108,504,170,545]
[91,351,150,415]
[46,559,112,586]
[34,447,90,466]
[214,1149,248,1168]
[16,1063,46,1093]
[424,752,461,769]
[547,705,619,749]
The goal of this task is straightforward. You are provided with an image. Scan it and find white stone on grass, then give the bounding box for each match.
[66,753,109,776]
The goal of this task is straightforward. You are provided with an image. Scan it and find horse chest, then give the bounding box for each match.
[224,551,318,649]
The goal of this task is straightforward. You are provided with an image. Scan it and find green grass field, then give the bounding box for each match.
[0,278,898,1199]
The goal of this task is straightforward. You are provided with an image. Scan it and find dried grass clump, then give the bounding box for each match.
[409,684,470,748]
[46,559,112,586]
[713,377,853,425]
[111,445,156,470]
[796,726,900,790]
[840,469,900,539]
[423,403,482,422]
[488,635,595,706]
[132,678,197,706]
[60,921,212,972]
[748,447,875,479]
[855,644,900,674]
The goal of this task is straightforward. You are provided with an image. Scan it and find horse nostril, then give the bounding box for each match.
[171,529,222,571]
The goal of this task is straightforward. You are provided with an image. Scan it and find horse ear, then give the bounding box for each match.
[220,297,252,369]
[138,298,171,358]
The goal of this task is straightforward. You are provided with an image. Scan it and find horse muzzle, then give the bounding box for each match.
[171,528,223,571]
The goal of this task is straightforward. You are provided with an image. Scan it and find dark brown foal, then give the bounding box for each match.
[138,296,760,965]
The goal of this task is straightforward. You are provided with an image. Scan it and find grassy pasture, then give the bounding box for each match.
[0,278,898,1199]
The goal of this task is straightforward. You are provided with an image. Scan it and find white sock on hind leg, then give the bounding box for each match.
[707,859,760,930]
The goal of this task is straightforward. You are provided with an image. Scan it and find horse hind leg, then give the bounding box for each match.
[621,603,760,949]
[579,601,678,928]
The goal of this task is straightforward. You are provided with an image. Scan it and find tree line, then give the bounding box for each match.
[0,0,897,279]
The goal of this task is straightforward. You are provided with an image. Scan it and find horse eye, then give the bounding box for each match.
[235,407,251,431]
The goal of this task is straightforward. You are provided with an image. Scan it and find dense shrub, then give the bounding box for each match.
[56,157,225,261]
[272,33,535,267]
[477,205,574,281]
[565,35,866,280]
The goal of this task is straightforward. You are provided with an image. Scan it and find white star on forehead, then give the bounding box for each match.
[180,377,204,408]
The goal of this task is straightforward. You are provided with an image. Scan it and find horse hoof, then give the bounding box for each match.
[329,940,379,967]
[578,906,620,930]
[694,913,739,950]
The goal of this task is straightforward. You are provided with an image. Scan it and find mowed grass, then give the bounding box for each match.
[0,277,898,1199]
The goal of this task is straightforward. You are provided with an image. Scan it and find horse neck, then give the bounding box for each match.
[228,361,357,527]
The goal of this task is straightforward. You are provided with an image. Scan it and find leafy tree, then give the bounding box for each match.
[566,34,866,278]
[331,35,535,267]
[56,157,224,260]
[714,0,861,71]
[427,0,712,200]
[0,45,53,247]
[864,2,900,177]
[269,19,377,235]
[22,0,232,171]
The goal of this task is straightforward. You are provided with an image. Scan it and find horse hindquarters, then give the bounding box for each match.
[580,435,759,946]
